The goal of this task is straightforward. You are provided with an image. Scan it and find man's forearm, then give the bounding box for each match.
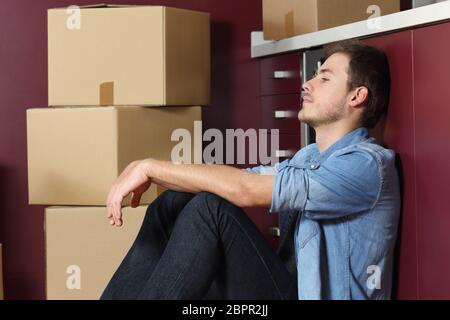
[144,159,274,208]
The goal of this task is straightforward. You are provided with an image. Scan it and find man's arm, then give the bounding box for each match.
[148,159,274,207]
[106,159,275,226]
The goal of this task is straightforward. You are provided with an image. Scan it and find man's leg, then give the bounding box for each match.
[136,192,295,300]
[100,190,196,299]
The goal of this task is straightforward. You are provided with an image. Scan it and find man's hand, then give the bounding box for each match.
[106,159,151,227]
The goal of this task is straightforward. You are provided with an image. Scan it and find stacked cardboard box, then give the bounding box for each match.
[47,5,210,106]
[263,0,400,40]
[45,206,147,300]
[27,106,201,206]
[27,5,210,300]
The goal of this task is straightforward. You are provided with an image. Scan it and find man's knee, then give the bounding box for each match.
[155,189,189,203]
[190,192,225,207]
[145,189,195,220]
[189,192,243,221]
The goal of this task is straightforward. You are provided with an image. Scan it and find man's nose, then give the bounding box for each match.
[302,80,312,93]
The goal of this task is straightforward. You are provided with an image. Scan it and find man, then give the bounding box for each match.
[101,40,400,300]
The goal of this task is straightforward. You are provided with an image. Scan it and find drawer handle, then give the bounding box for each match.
[275,149,296,158]
[274,110,297,119]
[272,70,294,79]
[268,227,280,237]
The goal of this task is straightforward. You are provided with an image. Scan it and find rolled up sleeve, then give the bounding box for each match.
[244,160,287,175]
[270,150,381,220]
[270,162,308,213]
[244,165,276,174]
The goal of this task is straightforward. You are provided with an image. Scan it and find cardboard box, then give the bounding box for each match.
[45,206,146,300]
[48,5,210,106]
[27,106,201,205]
[263,0,400,40]
[0,244,3,300]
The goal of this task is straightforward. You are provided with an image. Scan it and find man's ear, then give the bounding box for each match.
[349,86,369,108]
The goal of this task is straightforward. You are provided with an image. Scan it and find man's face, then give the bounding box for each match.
[298,53,352,128]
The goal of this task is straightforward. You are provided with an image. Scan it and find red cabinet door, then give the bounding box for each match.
[256,52,302,248]
[261,94,302,134]
[363,31,417,299]
[413,22,450,300]
[260,52,302,96]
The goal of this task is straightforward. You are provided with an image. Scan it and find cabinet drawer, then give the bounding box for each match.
[260,52,302,96]
[261,94,301,134]
[269,133,301,161]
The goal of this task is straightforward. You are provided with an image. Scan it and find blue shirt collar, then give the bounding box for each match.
[311,127,370,163]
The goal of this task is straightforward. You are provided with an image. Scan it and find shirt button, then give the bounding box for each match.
[310,164,315,169]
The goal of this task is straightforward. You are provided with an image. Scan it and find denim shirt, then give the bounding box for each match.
[246,127,401,300]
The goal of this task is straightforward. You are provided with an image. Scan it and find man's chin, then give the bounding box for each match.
[298,112,315,127]
[301,118,321,130]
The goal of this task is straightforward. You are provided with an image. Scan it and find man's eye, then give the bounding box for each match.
[321,78,329,82]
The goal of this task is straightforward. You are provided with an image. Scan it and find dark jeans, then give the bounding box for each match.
[100,190,296,300]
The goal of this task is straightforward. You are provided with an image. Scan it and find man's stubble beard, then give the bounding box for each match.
[298,101,346,128]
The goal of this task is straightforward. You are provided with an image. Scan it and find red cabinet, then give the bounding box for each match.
[245,53,302,249]
[363,30,418,300]
[261,94,302,134]
[274,133,302,160]
[364,21,450,299]
[260,52,302,95]
[413,22,450,300]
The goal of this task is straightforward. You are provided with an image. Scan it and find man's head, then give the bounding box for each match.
[298,40,390,129]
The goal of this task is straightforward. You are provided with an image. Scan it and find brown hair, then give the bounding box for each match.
[321,40,391,128]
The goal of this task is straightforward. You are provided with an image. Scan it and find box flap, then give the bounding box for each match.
[49,4,139,10]
[78,4,130,9]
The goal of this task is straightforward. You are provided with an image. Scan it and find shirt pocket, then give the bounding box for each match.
[297,216,319,249]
